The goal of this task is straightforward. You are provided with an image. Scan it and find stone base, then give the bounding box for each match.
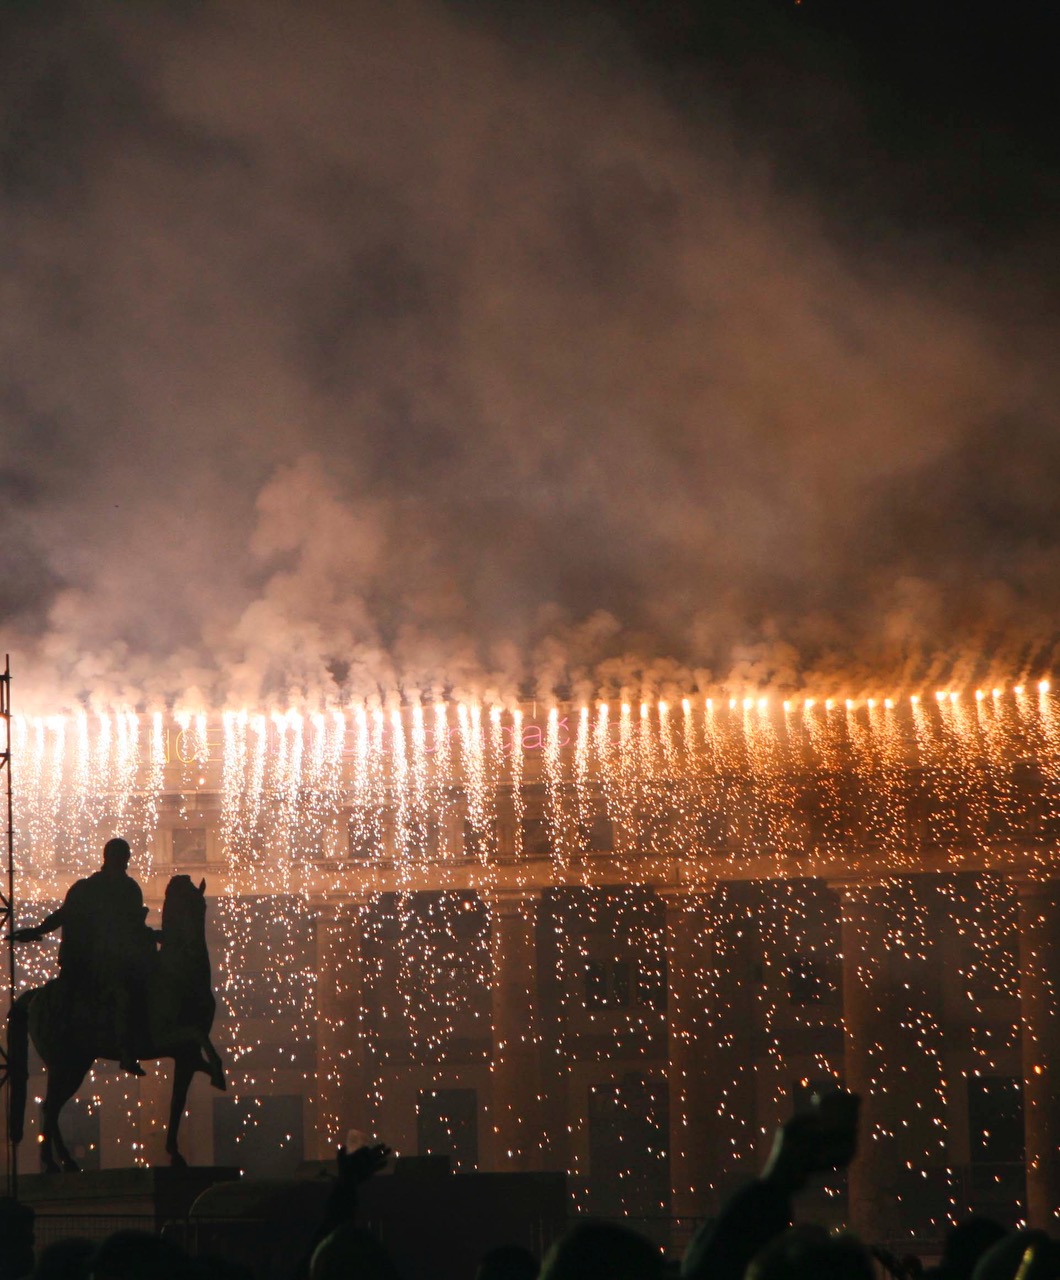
[19,1166,241,1239]
[188,1169,568,1280]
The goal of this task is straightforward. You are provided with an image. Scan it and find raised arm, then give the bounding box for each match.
[681,1090,860,1280]
[9,906,63,943]
[313,1142,392,1244]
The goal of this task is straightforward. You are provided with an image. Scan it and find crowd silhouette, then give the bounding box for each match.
[2,1088,1057,1280]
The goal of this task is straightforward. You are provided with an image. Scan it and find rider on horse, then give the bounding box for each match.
[12,837,158,1076]
[8,868,225,1171]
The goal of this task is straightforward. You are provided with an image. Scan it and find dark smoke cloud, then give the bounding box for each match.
[1,0,1057,711]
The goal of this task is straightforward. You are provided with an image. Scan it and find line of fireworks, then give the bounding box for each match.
[8,687,1060,886]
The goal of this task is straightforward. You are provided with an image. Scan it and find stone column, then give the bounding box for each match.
[485,888,544,1171]
[836,878,949,1244]
[312,898,373,1160]
[662,886,758,1221]
[1016,879,1060,1230]
[662,887,714,1221]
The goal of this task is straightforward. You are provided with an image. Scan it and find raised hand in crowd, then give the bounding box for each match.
[302,1141,393,1272]
[682,1088,860,1280]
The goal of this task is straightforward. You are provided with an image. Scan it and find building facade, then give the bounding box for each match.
[9,699,1060,1244]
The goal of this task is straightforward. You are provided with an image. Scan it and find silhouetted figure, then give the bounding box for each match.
[8,874,225,1173]
[290,1144,393,1280]
[539,1222,664,1280]
[31,1236,93,1280]
[309,1227,403,1280]
[307,1144,392,1251]
[89,1229,194,1280]
[0,1196,34,1280]
[682,1089,860,1280]
[12,837,156,1075]
[971,1231,1060,1280]
[925,1218,1008,1280]
[475,1244,539,1280]
[746,1225,874,1280]
[190,1256,256,1280]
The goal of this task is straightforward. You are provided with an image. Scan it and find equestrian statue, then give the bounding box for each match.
[7,837,226,1172]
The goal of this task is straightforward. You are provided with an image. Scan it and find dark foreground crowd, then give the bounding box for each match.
[1,1091,1057,1280]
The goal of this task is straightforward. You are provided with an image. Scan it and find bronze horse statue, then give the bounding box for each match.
[7,874,226,1172]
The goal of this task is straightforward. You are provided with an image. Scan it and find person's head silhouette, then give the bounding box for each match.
[102,838,132,872]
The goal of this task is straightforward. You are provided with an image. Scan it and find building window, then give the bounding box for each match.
[961,939,1020,1004]
[694,803,729,854]
[462,818,498,857]
[214,1095,305,1176]
[417,1087,478,1172]
[968,1076,1024,1164]
[348,815,387,861]
[171,827,208,865]
[578,815,614,852]
[520,817,551,856]
[784,954,839,1006]
[588,1074,669,1219]
[584,958,664,1010]
[296,826,331,861]
[349,817,439,861]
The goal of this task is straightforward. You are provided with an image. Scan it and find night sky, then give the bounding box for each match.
[1,1,1057,708]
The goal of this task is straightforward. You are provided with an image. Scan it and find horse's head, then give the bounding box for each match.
[162,873,208,939]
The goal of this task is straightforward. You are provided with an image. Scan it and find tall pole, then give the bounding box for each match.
[0,655,18,1197]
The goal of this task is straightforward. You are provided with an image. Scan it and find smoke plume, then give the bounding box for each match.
[2,0,1057,710]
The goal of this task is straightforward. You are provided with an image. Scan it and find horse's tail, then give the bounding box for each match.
[6,990,34,1145]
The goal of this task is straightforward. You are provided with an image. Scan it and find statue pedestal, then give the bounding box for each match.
[187,1169,568,1280]
[19,1166,241,1244]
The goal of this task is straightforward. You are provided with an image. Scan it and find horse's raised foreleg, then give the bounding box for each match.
[165,1051,197,1169]
[42,1057,92,1174]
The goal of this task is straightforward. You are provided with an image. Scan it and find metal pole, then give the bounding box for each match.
[0,656,18,1197]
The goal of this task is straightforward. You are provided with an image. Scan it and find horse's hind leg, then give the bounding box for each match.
[165,1052,196,1169]
[201,1032,226,1091]
[167,1024,226,1090]
[43,1057,92,1174]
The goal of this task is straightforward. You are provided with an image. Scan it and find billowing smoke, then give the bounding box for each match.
[2,0,1057,711]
